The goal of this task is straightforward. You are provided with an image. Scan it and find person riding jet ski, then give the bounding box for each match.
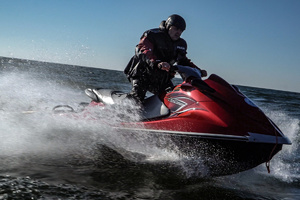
[124,14,207,103]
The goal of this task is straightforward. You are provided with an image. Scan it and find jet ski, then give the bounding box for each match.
[56,65,291,176]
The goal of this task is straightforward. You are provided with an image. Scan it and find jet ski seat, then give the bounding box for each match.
[85,88,170,120]
[142,95,170,120]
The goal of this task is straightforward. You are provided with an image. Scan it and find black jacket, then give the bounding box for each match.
[124,27,197,80]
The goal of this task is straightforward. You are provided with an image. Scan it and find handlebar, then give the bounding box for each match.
[172,65,202,81]
[173,65,215,93]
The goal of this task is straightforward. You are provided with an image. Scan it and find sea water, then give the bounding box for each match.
[0,56,299,200]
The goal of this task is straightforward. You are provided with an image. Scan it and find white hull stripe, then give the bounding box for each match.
[114,127,291,144]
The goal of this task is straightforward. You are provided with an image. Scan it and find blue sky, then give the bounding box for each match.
[1,0,299,92]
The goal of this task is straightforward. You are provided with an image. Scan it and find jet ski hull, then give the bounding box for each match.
[113,124,285,176]
[175,135,282,176]
[55,65,291,176]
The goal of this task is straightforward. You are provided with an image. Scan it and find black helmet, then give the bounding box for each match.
[165,14,186,31]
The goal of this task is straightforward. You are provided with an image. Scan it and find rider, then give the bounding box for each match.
[124,14,207,103]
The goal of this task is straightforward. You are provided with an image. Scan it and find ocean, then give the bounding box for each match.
[0,56,299,200]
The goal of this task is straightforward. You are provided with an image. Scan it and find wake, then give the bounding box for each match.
[0,71,196,177]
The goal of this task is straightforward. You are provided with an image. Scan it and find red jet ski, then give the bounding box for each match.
[68,65,291,176]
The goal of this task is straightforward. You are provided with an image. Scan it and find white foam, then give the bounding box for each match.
[0,71,187,172]
[252,109,300,182]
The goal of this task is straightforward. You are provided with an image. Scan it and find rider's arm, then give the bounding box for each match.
[135,37,159,70]
[176,40,207,77]
[180,57,207,77]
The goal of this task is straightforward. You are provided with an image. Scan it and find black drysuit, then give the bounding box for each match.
[124,27,199,102]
